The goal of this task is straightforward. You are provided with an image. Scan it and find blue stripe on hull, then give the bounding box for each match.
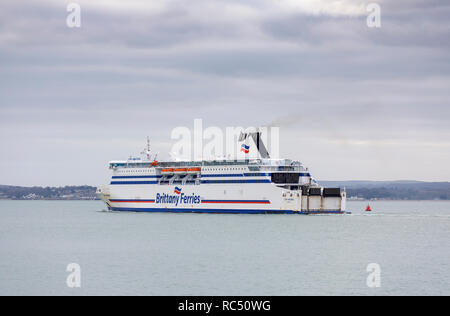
[201,179,271,184]
[308,210,344,214]
[110,181,159,185]
[110,179,271,185]
[201,174,244,178]
[109,207,306,214]
[112,175,162,179]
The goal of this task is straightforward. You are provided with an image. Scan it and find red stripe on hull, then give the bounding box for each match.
[110,200,155,203]
[201,201,271,204]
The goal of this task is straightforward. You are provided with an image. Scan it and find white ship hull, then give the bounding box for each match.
[97,171,346,215]
[98,133,346,215]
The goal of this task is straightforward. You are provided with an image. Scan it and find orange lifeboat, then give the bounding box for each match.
[187,167,201,173]
[161,168,174,174]
[174,168,188,174]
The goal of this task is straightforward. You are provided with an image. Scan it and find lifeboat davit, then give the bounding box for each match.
[365,204,372,212]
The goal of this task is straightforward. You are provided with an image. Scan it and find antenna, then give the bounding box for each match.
[141,136,151,160]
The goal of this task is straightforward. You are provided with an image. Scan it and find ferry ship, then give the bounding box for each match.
[97,131,346,214]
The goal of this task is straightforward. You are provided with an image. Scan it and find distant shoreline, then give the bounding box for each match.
[0,185,98,201]
[1,181,449,201]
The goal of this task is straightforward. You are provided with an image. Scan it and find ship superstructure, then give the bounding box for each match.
[97,132,346,214]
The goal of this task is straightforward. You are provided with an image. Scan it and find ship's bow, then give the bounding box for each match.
[96,185,111,209]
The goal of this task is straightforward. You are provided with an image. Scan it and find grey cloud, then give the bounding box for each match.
[0,0,449,185]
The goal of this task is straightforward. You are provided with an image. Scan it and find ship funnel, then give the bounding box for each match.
[239,129,270,159]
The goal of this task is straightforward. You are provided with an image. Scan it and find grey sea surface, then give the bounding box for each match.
[0,200,449,296]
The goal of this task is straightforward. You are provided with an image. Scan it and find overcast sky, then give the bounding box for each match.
[1,0,450,186]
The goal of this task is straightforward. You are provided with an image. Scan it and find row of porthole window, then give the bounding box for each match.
[119,169,152,173]
[117,168,248,173]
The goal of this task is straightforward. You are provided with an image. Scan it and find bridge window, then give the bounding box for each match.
[271,173,300,184]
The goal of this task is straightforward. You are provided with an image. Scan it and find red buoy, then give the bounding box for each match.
[365,204,372,212]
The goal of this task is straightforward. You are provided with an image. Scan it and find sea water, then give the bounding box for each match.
[0,200,449,295]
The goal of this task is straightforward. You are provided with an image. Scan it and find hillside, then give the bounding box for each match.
[0,185,98,200]
[0,181,449,201]
[321,181,450,200]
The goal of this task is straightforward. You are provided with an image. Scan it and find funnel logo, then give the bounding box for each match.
[240,144,250,154]
[174,187,182,194]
